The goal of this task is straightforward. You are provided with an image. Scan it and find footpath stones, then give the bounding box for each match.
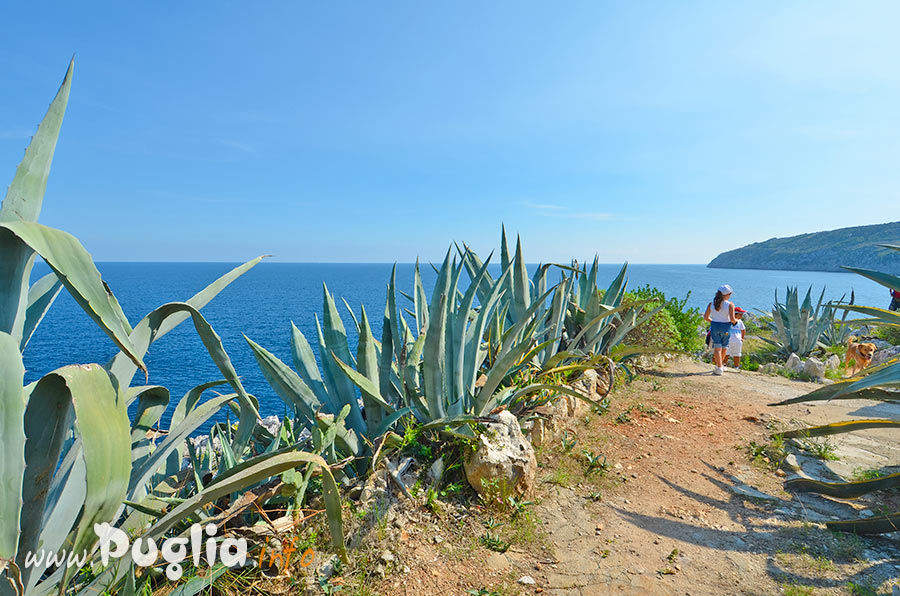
[464,410,537,499]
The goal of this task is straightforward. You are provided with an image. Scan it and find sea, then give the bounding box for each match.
[22,262,893,434]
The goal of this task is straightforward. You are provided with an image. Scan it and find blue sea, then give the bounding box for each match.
[22,262,892,434]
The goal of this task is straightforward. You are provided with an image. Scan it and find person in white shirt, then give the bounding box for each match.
[727,307,746,369]
[703,284,737,375]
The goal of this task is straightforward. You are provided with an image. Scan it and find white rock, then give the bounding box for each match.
[825,354,841,371]
[760,363,779,375]
[785,353,803,374]
[803,357,826,380]
[518,576,537,585]
[464,410,537,500]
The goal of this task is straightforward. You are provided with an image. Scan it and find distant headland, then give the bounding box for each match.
[708,221,900,274]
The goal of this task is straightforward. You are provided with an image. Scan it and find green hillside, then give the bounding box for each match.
[708,221,900,274]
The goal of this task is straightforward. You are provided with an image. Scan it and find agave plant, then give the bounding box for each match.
[341,248,592,426]
[0,61,345,596]
[244,284,399,474]
[757,286,834,358]
[769,246,900,534]
[819,291,855,347]
[458,226,571,370]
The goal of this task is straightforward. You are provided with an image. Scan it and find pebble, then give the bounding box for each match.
[518,576,537,585]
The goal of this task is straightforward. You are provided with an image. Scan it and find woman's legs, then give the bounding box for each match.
[713,347,724,368]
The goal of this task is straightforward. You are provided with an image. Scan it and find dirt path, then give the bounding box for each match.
[531,360,900,596]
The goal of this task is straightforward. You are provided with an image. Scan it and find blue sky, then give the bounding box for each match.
[1,2,898,263]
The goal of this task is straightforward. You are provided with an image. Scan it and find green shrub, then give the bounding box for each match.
[628,285,705,352]
[623,295,679,350]
[874,324,900,346]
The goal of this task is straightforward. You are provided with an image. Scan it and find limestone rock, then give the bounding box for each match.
[825,354,841,371]
[785,353,803,374]
[760,363,778,375]
[803,357,826,380]
[464,410,537,499]
[872,345,900,367]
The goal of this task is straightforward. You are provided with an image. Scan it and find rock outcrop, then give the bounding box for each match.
[464,410,537,500]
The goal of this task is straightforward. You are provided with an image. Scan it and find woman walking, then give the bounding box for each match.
[704,284,737,375]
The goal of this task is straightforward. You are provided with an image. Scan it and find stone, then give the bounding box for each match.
[730,483,778,502]
[803,357,826,380]
[485,552,510,571]
[317,555,340,579]
[825,354,841,371]
[872,345,900,367]
[785,353,803,374]
[427,457,445,486]
[518,576,537,585]
[760,363,779,375]
[464,410,537,499]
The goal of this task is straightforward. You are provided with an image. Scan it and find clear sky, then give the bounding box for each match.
[1,2,898,263]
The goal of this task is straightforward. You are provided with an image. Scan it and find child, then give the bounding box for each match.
[727,307,746,368]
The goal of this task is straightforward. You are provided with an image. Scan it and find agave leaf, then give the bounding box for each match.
[0,60,72,349]
[245,335,322,421]
[423,293,448,419]
[83,451,347,592]
[28,364,130,591]
[106,257,264,388]
[129,393,236,499]
[129,386,169,443]
[1,222,145,373]
[131,303,259,452]
[0,332,25,566]
[780,419,900,439]
[20,272,63,351]
[841,266,900,293]
[826,513,900,535]
[356,306,384,429]
[14,373,73,588]
[475,318,542,415]
[785,473,900,498]
[332,355,397,414]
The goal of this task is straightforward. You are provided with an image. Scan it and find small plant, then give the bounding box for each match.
[850,468,884,482]
[424,487,441,514]
[747,434,787,470]
[588,490,603,502]
[592,397,611,415]
[796,435,839,461]
[667,548,680,562]
[506,496,533,518]
[583,450,610,475]
[467,590,502,596]
[483,516,502,530]
[781,584,815,596]
[635,402,658,416]
[657,567,676,575]
[561,431,577,453]
[615,410,632,424]
[479,531,511,553]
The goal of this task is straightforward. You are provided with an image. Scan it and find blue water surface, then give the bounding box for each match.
[23,262,892,434]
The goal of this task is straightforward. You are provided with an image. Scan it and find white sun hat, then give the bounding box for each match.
[718,284,733,295]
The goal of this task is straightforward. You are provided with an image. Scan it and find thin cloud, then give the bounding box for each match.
[525,202,613,221]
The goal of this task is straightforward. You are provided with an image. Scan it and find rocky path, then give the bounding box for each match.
[532,361,900,596]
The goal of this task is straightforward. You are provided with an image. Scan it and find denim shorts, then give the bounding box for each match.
[709,322,732,348]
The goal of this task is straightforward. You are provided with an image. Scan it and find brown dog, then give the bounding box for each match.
[845,340,877,377]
